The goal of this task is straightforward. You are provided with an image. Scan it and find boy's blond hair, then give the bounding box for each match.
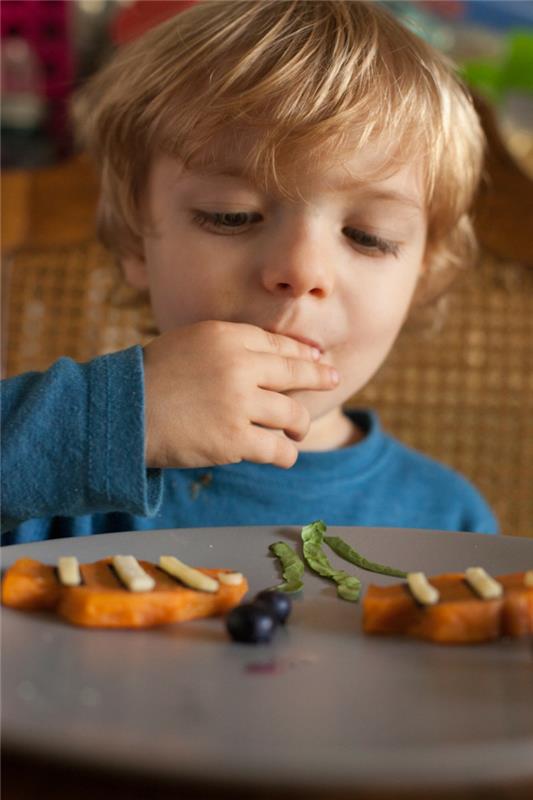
[73,0,484,305]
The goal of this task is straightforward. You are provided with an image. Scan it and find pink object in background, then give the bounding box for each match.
[1,0,74,148]
[111,1,197,45]
[418,1,465,20]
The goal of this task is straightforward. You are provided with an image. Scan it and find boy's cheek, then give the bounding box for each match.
[148,293,215,333]
[287,334,401,413]
[122,254,150,291]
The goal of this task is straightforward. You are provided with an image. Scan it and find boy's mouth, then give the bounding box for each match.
[291,334,324,354]
[270,330,324,354]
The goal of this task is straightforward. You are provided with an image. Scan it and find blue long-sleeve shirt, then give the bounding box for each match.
[1,346,499,545]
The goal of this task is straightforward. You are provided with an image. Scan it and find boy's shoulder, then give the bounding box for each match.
[345,409,499,534]
[381,422,480,495]
[349,409,476,482]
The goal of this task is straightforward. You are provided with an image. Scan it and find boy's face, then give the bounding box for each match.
[124,137,427,449]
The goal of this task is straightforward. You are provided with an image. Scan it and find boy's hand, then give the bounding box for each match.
[143,321,339,469]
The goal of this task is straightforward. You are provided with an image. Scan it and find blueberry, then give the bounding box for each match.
[254,590,292,624]
[226,603,277,644]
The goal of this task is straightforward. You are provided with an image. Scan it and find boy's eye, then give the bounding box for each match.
[193,211,261,234]
[343,226,400,258]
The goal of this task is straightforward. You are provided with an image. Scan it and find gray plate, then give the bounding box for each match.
[2,526,533,793]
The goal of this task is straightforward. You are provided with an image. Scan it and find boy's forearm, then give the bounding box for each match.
[0,347,162,534]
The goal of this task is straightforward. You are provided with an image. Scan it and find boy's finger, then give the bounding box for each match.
[241,425,299,469]
[252,391,311,442]
[257,353,339,392]
[242,324,322,362]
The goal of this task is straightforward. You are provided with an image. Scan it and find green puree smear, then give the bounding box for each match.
[269,542,304,593]
[301,521,361,602]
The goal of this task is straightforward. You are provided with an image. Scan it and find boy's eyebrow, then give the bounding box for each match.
[337,184,423,211]
[360,189,422,210]
[194,165,255,184]
[193,166,423,211]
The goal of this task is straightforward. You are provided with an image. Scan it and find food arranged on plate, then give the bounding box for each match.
[270,521,532,644]
[270,520,409,602]
[363,569,533,643]
[1,555,248,628]
[226,589,292,644]
[2,521,532,644]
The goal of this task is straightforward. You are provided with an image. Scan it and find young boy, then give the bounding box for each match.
[1,0,498,545]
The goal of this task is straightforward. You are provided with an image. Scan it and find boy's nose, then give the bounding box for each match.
[260,227,334,299]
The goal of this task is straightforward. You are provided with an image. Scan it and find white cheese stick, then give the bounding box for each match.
[524,571,533,588]
[217,572,243,586]
[407,572,440,606]
[159,556,219,593]
[57,556,82,587]
[112,555,155,592]
[465,567,503,600]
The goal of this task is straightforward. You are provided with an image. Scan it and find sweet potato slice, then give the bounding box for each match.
[362,572,532,643]
[499,573,533,638]
[2,557,248,629]
[1,557,62,610]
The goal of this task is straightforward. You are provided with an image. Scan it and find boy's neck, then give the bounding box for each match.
[296,407,363,452]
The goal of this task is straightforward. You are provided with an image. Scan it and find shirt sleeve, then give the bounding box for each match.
[1,346,163,534]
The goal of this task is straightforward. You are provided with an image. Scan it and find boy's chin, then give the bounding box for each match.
[286,386,355,421]
[286,388,363,451]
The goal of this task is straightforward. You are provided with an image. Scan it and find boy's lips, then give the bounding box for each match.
[269,330,325,354]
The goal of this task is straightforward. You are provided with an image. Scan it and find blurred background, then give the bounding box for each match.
[1,0,532,169]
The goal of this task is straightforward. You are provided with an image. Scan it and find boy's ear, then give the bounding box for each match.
[121,254,150,291]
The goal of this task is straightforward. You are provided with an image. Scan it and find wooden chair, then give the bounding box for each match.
[2,122,532,536]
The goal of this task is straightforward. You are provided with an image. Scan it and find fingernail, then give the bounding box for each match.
[311,347,321,361]
[330,368,339,384]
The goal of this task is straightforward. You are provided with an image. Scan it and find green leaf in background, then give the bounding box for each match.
[269,541,304,593]
[301,521,361,603]
[461,61,503,104]
[501,34,533,93]
[461,32,533,103]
